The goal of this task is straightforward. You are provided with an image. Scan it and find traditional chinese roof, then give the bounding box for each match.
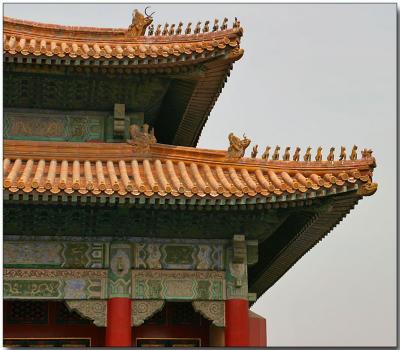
[3,15,244,146]
[3,16,242,62]
[3,140,377,204]
[3,139,378,295]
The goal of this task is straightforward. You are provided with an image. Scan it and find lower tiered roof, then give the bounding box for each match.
[3,139,377,296]
[4,140,376,204]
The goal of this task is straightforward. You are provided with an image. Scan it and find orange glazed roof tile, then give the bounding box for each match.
[3,16,243,62]
[3,140,377,204]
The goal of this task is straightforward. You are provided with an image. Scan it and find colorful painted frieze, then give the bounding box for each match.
[3,269,108,299]
[132,270,226,301]
[134,242,224,270]
[4,241,108,268]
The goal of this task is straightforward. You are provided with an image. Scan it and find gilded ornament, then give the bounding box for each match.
[176,22,183,35]
[283,146,290,161]
[162,23,169,36]
[361,148,374,160]
[261,146,271,160]
[221,18,228,30]
[169,24,175,36]
[357,181,378,196]
[127,123,157,153]
[327,147,335,162]
[315,146,323,161]
[127,8,154,37]
[227,133,251,158]
[213,19,219,32]
[272,146,280,160]
[303,146,312,161]
[203,20,210,33]
[339,146,347,161]
[185,22,192,34]
[292,147,301,161]
[194,21,202,34]
[155,24,162,36]
[147,24,154,35]
[251,145,258,158]
[350,145,358,160]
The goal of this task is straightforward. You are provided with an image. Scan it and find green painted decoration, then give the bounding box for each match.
[4,113,104,142]
[4,241,108,268]
[131,270,226,301]
[134,243,224,270]
[3,268,108,300]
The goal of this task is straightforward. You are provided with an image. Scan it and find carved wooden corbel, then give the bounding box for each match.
[132,300,165,326]
[192,301,225,327]
[66,300,107,327]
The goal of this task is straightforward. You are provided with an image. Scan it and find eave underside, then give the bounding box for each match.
[248,191,360,297]
[3,191,362,296]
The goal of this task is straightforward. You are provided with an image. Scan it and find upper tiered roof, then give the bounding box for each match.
[3,11,244,146]
[3,15,242,62]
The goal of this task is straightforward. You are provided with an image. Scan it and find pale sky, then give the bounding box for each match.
[3,3,397,347]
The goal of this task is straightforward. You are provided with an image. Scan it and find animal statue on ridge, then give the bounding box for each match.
[127,7,155,37]
[227,133,251,158]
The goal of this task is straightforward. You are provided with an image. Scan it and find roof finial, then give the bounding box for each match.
[303,147,312,161]
[350,145,358,160]
[251,145,258,158]
[327,147,335,162]
[315,146,323,161]
[227,132,251,159]
[221,18,228,30]
[293,147,301,161]
[176,22,183,35]
[339,146,346,161]
[155,24,162,36]
[127,8,154,37]
[203,20,210,33]
[272,146,280,160]
[169,24,175,36]
[194,21,201,34]
[127,123,157,153]
[213,19,219,32]
[162,23,169,36]
[147,24,154,36]
[283,146,291,161]
[185,22,192,34]
[261,146,271,160]
[144,6,155,18]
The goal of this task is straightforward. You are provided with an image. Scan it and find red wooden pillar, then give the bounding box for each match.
[249,311,267,347]
[225,299,250,346]
[105,298,132,347]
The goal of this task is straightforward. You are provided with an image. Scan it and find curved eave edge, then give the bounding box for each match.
[3,182,368,206]
[174,49,244,147]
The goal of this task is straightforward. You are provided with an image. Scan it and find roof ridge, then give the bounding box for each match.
[4,15,243,40]
[3,140,376,173]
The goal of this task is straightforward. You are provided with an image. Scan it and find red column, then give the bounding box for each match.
[105,298,132,347]
[225,299,250,346]
[249,311,267,347]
